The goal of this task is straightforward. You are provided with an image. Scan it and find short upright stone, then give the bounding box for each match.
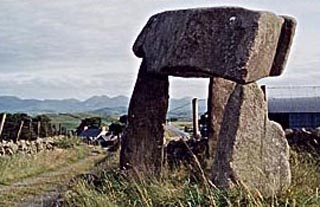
[207,77,236,155]
[212,83,291,196]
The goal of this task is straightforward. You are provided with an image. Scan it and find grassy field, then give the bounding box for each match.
[60,149,320,207]
[0,137,87,185]
[47,113,118,130]
[170,121,193,131]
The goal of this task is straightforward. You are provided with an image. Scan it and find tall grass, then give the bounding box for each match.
[61,149,320,207]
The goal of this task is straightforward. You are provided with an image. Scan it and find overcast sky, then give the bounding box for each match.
[0,0,319,100]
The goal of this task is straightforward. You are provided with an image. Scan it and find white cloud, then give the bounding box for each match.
[0,0,319,99]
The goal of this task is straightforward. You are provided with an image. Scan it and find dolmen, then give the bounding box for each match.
[120,7,296,196]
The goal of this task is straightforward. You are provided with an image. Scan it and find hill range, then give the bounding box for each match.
[0,95,207,119]
[1,95,320,120]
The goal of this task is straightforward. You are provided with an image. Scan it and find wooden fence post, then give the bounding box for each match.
[0,113,7,138]
[192,98,200,137]
[29,120,33,140]
[16,120,24,142]
[37,121,41,138]
[58,123,62,136]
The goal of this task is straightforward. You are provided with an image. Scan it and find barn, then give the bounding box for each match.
[78,127,107,142]
[266,86,320,129]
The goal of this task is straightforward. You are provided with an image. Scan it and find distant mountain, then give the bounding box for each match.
[89,106,128,116]
[3,94,320,120]
[0,95,129,114]
[0,95,207,118]
[82,95,128,109]
[167,97,207,119]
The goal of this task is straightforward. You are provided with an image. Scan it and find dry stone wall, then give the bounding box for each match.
[0,137,59,157]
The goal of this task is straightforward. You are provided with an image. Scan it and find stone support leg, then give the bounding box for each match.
[207,77,236,156]
[212,82,291,197]
[120,60,169,176]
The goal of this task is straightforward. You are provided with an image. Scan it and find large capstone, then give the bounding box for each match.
[270,16,296,76]
[212,83,291,196]
[133,7,296,83]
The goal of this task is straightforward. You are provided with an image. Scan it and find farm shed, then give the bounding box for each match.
[78,128,107,142]
[267,86,320,129]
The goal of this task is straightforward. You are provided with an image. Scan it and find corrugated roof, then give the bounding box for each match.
[268,97,320,113]
[266,86,320,99]
[266,86,320,113]
[79,129,103,138]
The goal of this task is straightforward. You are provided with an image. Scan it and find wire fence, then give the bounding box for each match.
[168,99,207,113]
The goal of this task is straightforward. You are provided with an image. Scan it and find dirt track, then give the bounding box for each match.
[0,152,105,207]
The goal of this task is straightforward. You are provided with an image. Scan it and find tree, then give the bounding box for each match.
[76,117,102,135]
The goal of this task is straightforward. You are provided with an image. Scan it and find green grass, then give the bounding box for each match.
[61,149,320,207]
[0,137,88,185]
[0,136,106,206]
[47,113,118,130]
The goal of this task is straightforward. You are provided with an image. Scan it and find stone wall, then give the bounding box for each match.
[0,137,59,157]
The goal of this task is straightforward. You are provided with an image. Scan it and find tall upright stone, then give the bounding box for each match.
[212,83,291,196]
[120,60,169,175]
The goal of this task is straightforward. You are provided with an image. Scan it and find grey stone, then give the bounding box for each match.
[35,139,44,152]
[120,60,169,175]
[270,16,297,76]
[0,146,5,155]
[5,147,14,156]
[8,141,19,153]
[312,127,320,138]
[133,7,296,83]
[207,77,236,155]
[212,82,291,196]
[18,140,28,151]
